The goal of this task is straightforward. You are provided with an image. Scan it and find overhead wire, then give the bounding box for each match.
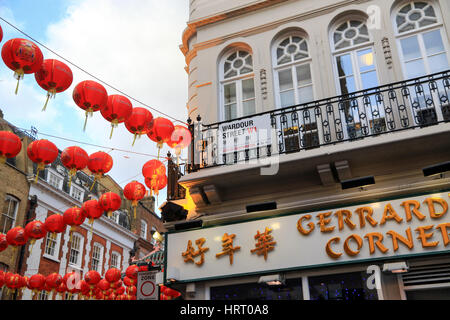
[0,16,188,125]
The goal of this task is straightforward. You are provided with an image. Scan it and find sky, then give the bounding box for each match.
[0,0,190,212]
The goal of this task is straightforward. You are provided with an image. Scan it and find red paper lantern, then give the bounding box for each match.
[24,220,47,248]
[147,117,174,157]
[27,139,58,182]
[99,192,121,218]
[87,151,113,190]
[1,38,44,94]
[84,270,101,296]
[105,268,121,283]
[142,159,165,178]
[101,95,133,139]
[5,273,22,292]
[35,59,73,111]
[72,80,108,131]
[115,285,125,295]
[0,24,3,43]
[0,233,8,252]
[123,180,146,218]
[63,207,85,229]
[44,214,66,234]
[124,107,153,146]
[6,226,28,246]
[145,174,167,196]
[0,131,22,164]
[45,273,62,298]
[29,274,46,297]
[125,265,139,280]
[126,285,137,296]
[79,279,91,299]
[56,281,67,299]
[123,276,133,287]
[97,279,110,291]
[82,199,103,227]
[61,146,89,187]
[167,125,192,164]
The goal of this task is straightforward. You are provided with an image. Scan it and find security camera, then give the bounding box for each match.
[382,261,409,273]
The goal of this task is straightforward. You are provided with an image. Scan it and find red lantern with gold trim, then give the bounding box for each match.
[142,159,165,178]
[0,131,22,164]
[87,151,113,190]
[61,146,89,187]
[105,268,121,284]
[27,139,58,183]
[6,226,28,247]
[1,38,44,94]
[123,180,146,218]
[44,214,66,234]
[29,274,46,299]
[63,207,85,229]
[82,199,103,229]
[124,107,153,146]
[72,80,108,131]
[145,174,167,197]
[0,233,8,252]
[125,265,139,282]
[167,125,191,165]
[147,117,174,158]
[99,192,121,218]
[101,95,133,139]
[24,220,47,253]
[35,59,73,111]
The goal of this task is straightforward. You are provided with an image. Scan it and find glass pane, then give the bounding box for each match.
[339,76,356,94]
[358,49,375,72]
[298,85,314,104]
[404,59,426,78]
[336,54,353,77]
[428,53,449,73]
[361,70,378,90]
[278,69,293,91]
[296,64,312,86]
[225,103,237,120]
[242,78,255,100]
[243,99,256,116]
[400,36,421,61]
[422,29,445,55]
[224,83,236,104]
[280,90,295,107]
[419,18,438,28]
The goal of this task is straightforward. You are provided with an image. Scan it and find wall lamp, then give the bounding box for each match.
[422,161,450,177]
[174,219,203,231]
[382,261,409,274]
[341,176,375,190]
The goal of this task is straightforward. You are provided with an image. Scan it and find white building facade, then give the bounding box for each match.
[163,0,450,300]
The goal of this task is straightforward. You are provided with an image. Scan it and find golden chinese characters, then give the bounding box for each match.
[250,227,276,260]
[216,233,241,265]
[181,237,209,266]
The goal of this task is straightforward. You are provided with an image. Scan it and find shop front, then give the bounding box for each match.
[164,190,450,300]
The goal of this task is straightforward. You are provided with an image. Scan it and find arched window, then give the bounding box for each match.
[219,49,256,121]
[394,1,449,78]
[272,34,313,108]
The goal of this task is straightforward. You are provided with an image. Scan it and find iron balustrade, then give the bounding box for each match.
[187,70,450,173]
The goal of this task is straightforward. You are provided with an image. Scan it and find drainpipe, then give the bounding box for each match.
[13,195,38,300]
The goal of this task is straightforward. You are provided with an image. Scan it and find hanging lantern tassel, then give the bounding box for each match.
[132,133,140,147]
[42,89,56,112]
[29,238,36,255]
[175,147,182,166]
[83,108,94,132]
[89,218,94,234]
[90,174,101,191]
[34,163,45,183]
[68,168,76,188]
[69,226,75,244]
[157,141,164,159]
[14,70,24,95]
[110,120,119,139]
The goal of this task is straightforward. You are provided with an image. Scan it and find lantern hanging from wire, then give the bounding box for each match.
[99,192,122,218]
[84,270,101,298]
[125,265,139,284]
[87,151,113,190]
[24,220,47,253]
[123,180,146,218]
[167,125,191,165]
[6,226,28,255]
[63,207,85,243]
[147,117,174,159]
[27,139,58,183]
[35,59,73,111]
[61,146,89,188]
[56,281,67,300]
[1,38,44,94]
[45,272,63,299]
[44,214,66,241]
[101,95,133,139]
[142,159,166,197]
[28,274,46,300]
[0,233,8,252]
[124,107,153,146]
[0,131,22,164]
[145,173,167,197]
[72,80,108,131]
[81,199,103,232]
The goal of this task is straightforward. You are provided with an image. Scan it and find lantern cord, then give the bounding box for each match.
[132,133,137,147]
[0,16,187,126]
[89,176,97,191]
[83,113,89,132]
[42,94,50,112]
[109,126,114,140]
[15,78,20,95]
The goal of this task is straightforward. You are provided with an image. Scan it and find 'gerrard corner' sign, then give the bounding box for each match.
[166,191,450,282]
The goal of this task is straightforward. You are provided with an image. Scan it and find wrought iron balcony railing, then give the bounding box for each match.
[187,70,450,173]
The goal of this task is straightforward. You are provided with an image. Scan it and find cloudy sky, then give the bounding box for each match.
[0,0,189,210]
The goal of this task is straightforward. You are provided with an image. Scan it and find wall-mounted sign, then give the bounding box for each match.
[166,191,450,282]
[137,271,158,300]
[217,113,272,157]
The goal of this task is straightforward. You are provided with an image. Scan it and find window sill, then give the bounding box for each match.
[42,253,60,263]
[67,263,83,271]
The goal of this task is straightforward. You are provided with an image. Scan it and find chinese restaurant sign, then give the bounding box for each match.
[166,192,450,282]
[217,113,272,157]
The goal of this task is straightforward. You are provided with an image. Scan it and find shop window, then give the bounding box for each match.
[308,271,378,300]
[210,278,303,300]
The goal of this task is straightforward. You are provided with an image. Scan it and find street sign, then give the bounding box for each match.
[137,271,158,300]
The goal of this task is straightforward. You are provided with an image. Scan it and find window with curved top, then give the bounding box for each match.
[273,34,313,108]
[220,49,256,121]
[394,1,449,78]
